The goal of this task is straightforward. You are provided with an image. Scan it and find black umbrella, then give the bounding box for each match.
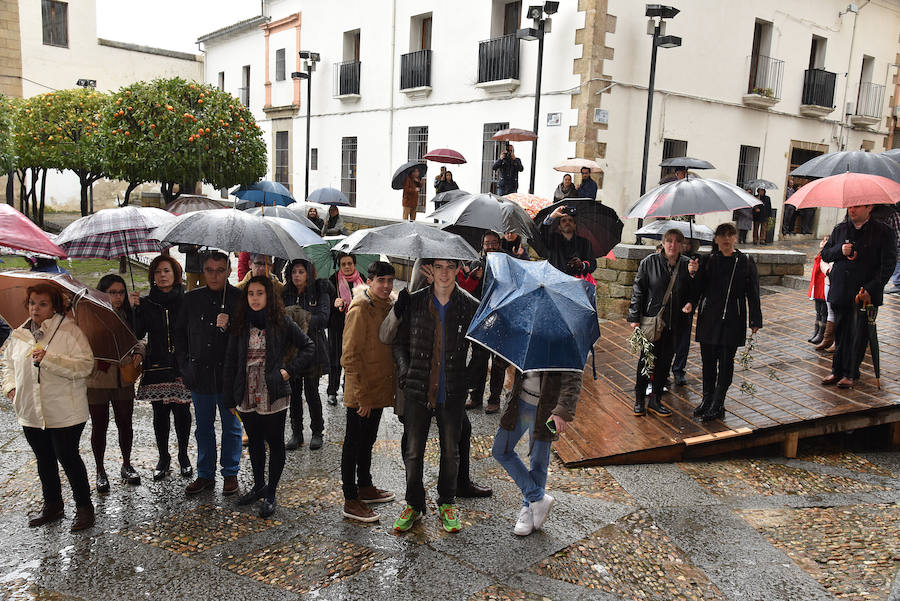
[391,161,428,190]
[432,189,469,211]
[790,150,900,183]
[745,178,778,190]
[533,198,623,259]
[627,178,761,219]
[660,157,715,170]
[427,192,539,242]
[852,301,882,389]
[332,221,478,261]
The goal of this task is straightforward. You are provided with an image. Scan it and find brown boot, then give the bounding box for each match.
[814,321,834,351]
[28,500,64,527]
[70,504,95,532]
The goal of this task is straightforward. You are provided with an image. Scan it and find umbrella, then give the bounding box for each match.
[0,205,67,258]
[232,181,295,206]
[790,150,900,183]
[491,128,537,142]
[431,189,469,212]
[304,236,380,280]
[307,187,351,206]
[635,219,714,244]
[150,210,320,259]
[505,193,552,219]
[626,178,761,219]
[0,271,138,363]
[244,205,320,230]
[466,253,600,373]
[533,198,624,259]
[744,178,778,190]
[861,303,881,389]
[332,221,479,262]
[391,161,428,190]
[165,195,226,215]
[423,148,466,164]
[660,157,715,170]
[427,192,539,242]
[882,148,900,162]
[554,158,604,173]
[785,172,900,209]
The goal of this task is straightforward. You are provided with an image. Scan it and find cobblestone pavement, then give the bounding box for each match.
[0,384,897,601]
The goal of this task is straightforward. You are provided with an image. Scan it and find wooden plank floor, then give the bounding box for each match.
[555,288,900,466]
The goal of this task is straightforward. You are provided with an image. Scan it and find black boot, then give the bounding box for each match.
[285,418,303,451]
[633,392,646,416]
[701,398,725,422]
[692,397,713,418]
[809,321,824,345]
[647,394,672,417]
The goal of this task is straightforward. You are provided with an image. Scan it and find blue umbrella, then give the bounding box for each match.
[467,253,600,373]
[232,181,295,206]
[307,187,350,206]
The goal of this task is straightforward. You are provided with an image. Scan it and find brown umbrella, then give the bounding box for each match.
[491,128,537,142]
[0,271,138,363]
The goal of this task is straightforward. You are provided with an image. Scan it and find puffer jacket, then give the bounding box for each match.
[500,371,583,444]
[2,314,94,428]
[135,286,183,386]
[627,251,697,330]
[341,286,395,409]
[282,281,330,374]
[393,285,478,409]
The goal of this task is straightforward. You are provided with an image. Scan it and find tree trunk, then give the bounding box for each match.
[16,168,28,217]
[123,181,139,206]
[5,170,14,206]
[118,256,127,274]
[38,169,47,227]
[79,172,89,216]
[29,169,39,221]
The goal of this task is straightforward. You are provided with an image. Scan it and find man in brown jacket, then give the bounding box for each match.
[401,168,421,221]
[340,261,397,523]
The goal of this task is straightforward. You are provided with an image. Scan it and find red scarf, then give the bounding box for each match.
[337,269,364,309]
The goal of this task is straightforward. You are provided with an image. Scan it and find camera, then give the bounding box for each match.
[561,206,577,217]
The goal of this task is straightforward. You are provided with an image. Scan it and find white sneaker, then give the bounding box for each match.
[530,494,555,530]
[513,505,533,536]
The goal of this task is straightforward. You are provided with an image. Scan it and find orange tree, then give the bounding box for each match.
[100,77,267,205]
[0,94,13,177]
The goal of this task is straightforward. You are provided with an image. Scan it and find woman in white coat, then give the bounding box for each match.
[2,284,95,532]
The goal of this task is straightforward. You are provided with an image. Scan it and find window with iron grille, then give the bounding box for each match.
[659,138,688,181]
[310,148,318,171]
[240,65,250,107]
[736,145,760,188]
[217,72,225,91]
[481,122,509,193]
[275,131,290,189]
[341,137,358,207]
[275,49,286,81]
[407,126,429,209]
[42,0,68,48]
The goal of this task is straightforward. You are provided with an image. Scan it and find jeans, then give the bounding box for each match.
[239,409,286,499]
[326,326,344,396]
[88,399,134,469]
[635,326,676,400]
[290,375,324,435]
[403,400,463,512]
[341,407,383,500]
[491,400,552,505]
[468,346,507,405]
[192,392,242,479]
[23,423,92,507]
[700,343,739,403]
[457,410,473,487]
[891,256,900,288]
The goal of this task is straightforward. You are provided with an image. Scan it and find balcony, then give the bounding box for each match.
[799,69,836,117]
[400,49,432,99]
[742,54,783,109]
[333,60,361,101]
[238,86,250,108]
[475,34,520,95]
[851,81,885,127]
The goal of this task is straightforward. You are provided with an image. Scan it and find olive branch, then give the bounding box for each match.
[627,327,655,378]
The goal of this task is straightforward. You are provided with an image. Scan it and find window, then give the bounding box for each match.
[41,0,68,48]
[341,137,358,207]
[481,122,509,193]
[343,30,361,61]
[659,138,687,181]
[310,148,318,171]
[503,1,522,35]
[275,49,286,81]
[410,13,433,51]
[736,145,760,188]
[748,19,773,94]
[274,131,290,189]
[808,36,826,70]
[240,65,250,107]
[408,126,429,209]
[217,72,225,91]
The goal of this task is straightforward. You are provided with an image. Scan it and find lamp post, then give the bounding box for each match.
[517,2,559,195]
[638,5,681,232]
[293,51,320,201]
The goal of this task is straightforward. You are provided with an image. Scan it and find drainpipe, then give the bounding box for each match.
[388,0,397,191]
[838,1,869,150]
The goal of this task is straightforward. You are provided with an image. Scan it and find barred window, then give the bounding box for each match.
[42,0,68,48]
[481,122,509,193]
[341,137,358,207]
[275,49,286,82]
[407,126,428,209]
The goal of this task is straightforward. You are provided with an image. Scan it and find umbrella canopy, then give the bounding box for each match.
[244,205,320,230]
[0,271,138,362]
[423,148,466,164]
[0,205,67,258]
[307,187,350,206]
[785,172,900,209]
[859,304,881,389]
[491,128,537,142]
[533,198,624,259]
[466,253,600,373]
[232,181,295,206]
[554,158,604,173]
[744,178,778,190]
[635,219,714,244]
[881,148,900,162]
[505,193,553,219]
[391,161,428,190]
[150,210,319,259]
[165,195,226,215]
[304,236,380,279]
[426,192,539,242]
[332,221,479,262]
[431,189,469,211]
[55,206,175,258]
[790,150,900,183]
[660,157,715,170]
[626,178,761,219]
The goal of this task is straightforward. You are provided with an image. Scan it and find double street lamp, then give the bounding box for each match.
[292,51,320,201]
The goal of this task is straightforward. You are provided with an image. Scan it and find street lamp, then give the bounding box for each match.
[75,79,96,88]
[638,4,681,232]
[293,51,320,201]
[517,2,558,194]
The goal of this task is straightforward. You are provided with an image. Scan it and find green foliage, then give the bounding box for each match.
[627,327,655,377]
[0,94,14,174]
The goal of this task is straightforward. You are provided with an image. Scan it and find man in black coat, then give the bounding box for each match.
[820,205,898,388]
[174,251,243,496]
[540,205,597,276]
[491,145,524,196]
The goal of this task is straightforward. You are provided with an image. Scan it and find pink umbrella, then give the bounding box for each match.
[505,193,552,219]
[423,148,466,164]
[492,128,537,142]
[0,205,67,258]
[786,172,900,209]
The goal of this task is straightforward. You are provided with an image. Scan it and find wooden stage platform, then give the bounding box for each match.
[555,288,900,467]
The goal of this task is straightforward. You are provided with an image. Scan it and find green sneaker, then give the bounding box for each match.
[393,505,421,532]
[439,503,461,533]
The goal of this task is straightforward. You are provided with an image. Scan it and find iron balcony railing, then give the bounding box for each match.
[856,81,885,118]
[333,60,361,96]
[801,69,836,108]
[400,49,432,90]
[747,54,784,99]
[238,86,250,107]
[477,33,520,83]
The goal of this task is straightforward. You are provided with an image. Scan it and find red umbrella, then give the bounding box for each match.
[492,128,537,142]
[423,148,467,164]
[165,195,227,215]
[786,172,900,209]
[0,205,67,258]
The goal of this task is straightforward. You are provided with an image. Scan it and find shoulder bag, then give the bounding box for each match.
[639,263,678,342]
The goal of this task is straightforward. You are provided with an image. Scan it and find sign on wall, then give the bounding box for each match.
[546,112,561,127]
[593,108,609,125]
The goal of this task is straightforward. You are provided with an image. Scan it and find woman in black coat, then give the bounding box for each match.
[693,222,763,421]
[224,276,314,517]
[282,258,331,451]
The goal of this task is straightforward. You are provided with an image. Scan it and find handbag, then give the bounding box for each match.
[119,360,142,385]
[639,263,678,342]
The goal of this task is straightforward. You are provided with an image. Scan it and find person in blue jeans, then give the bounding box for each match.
[492,370,582,536]
[174,252,243,497]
